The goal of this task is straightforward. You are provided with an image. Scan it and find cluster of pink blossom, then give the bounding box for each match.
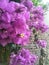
[9,48,37,65]
[0,0,48,65]
[0,0,31,46]
[36,40,47,48]
[21,0,48,32]
[0,0,48,46]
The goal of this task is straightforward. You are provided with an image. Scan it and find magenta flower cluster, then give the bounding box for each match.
[9,48,37,65]
[0,0,31,46]
[37,40,47,48]
[0,0,48,46]
[0,0,48,65]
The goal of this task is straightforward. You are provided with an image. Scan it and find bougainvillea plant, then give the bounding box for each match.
[0,0,48,65]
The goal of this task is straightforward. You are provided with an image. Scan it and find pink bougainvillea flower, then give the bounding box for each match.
[20,0,33,10]
[0,0,30,46]
[13,30,30,45]
[37,40,47,48]
[9,48,37,65]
